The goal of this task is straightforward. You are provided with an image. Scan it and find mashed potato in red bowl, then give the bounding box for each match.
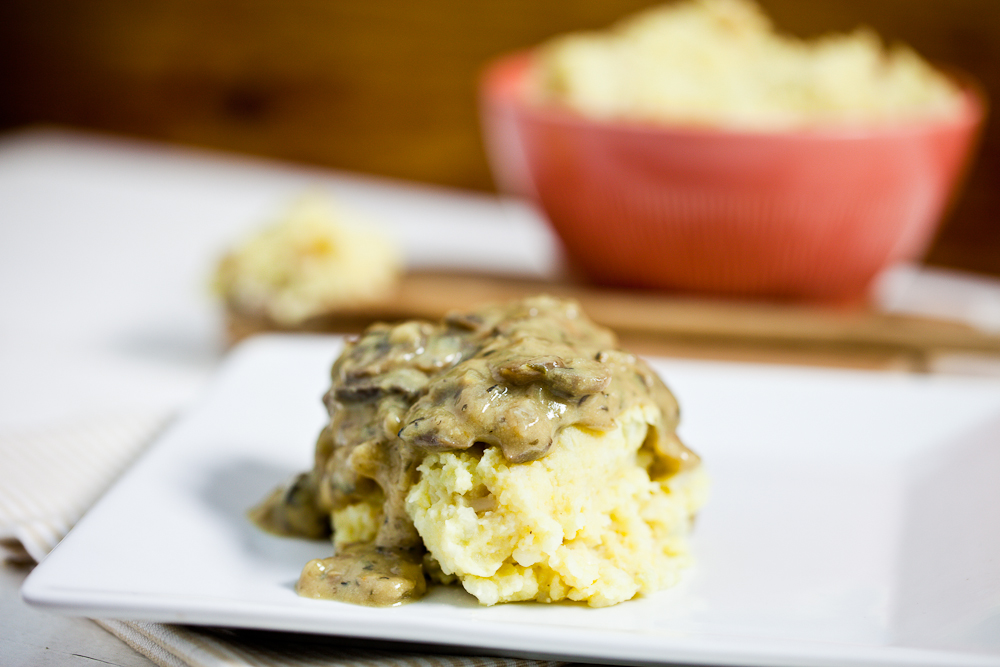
[480,0,985,300]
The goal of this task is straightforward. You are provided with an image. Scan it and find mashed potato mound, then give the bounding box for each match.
[532,0,962,129]
[396,404,708,607]
[214,193,400,325]
[264,296,708,608]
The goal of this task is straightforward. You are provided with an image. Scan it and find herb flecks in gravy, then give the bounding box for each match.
[252,295,698,606]
[297,543,426,606]
[248,472,330,540]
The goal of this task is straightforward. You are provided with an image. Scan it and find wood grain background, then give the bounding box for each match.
[1,0,997,276]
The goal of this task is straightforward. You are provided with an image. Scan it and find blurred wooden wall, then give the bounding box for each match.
[1,0,997,276]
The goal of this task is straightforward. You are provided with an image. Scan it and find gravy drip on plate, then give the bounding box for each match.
[253,295,698,606]
[297,543,426,606]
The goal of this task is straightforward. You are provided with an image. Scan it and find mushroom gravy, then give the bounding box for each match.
[252,295,698,606]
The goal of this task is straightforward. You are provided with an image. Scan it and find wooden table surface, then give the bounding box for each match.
[0,563,154,667]
[226,270,1000,374]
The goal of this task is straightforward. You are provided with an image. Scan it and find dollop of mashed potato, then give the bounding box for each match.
[334,403,708,607]
[408,405,708,607]
[532,0,962,129]
[254,296,707,608]
[214,194,400,325]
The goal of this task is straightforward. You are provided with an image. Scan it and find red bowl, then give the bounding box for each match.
[480,52,986,301]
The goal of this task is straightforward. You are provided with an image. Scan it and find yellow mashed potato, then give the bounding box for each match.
[255,297,707,608]
[532,0,962,129]
[334,403,708,607]
[214,193,400,325]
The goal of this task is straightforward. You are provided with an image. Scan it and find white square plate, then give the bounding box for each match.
[22,335,1000,666]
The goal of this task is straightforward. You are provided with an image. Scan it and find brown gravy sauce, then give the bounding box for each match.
[248,472,330,539]
[296,543,426,606]
[251,296,698,606]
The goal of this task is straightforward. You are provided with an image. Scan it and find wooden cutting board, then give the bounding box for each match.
[224,270,1000,372]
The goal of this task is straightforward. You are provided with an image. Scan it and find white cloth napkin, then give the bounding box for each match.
[0,415,567,667]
